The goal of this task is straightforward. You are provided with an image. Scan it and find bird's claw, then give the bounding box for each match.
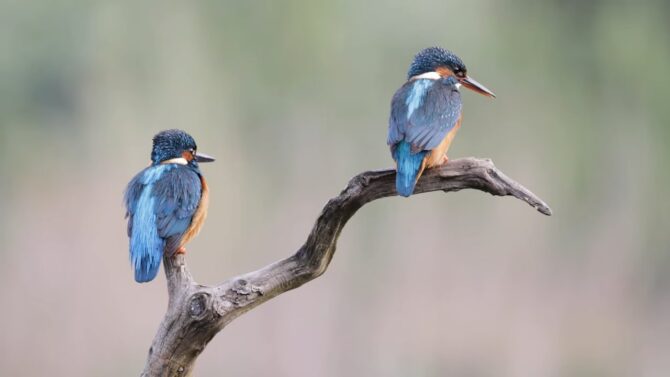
[176,246,187,254]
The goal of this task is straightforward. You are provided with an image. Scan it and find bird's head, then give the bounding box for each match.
[407,47,495,98]
[150,129,215,166]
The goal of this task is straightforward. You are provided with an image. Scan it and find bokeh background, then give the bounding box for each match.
[2,1,669,376]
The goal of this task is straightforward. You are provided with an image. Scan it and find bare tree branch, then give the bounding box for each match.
[140,157,552,376]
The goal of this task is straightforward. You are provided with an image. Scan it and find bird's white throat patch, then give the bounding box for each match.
[411,71,441,80]
[161,157,188,165]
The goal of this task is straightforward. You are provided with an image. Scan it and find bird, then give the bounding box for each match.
[387,47,495,197]
[124,129,215,283]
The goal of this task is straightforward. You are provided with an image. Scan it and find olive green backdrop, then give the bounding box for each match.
[1,1,669,376]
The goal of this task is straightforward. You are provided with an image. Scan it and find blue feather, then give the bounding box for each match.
[393,141,426,197]
[405,79,432,118]
[388,77,462,153]
[128,164,173,282]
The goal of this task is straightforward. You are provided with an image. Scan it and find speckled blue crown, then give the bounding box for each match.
[151,129,197,164]
[407,47,466,79]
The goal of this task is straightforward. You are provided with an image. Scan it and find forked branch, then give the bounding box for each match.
[141,157,552,376]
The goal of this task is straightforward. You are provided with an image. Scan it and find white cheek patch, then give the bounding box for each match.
[161,157,188,165]
[411,71,441,80]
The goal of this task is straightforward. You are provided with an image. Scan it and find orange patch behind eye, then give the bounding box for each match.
[182,151,194,161]
[436,66,454,78]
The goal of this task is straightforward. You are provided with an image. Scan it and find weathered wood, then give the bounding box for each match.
[141,157,551,376]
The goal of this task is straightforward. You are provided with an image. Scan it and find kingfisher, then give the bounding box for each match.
[124,129,215,283]
[388,47,495,197]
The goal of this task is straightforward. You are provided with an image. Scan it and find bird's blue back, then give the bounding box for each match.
[388,77,462,196]
[125,164,201,282]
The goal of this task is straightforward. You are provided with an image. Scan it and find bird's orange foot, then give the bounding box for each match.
[176,246,187,254]
[440,155,449,165]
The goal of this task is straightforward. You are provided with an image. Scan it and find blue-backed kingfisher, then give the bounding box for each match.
[388,47,495,197]
[124,129,215,283]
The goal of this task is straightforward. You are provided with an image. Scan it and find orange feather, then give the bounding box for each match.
[178,176,209,250]
[413,114,463,186]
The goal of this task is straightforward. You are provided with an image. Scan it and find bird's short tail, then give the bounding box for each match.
[393,141,427,197]
[132,251,162,283]
[130,224,164,283]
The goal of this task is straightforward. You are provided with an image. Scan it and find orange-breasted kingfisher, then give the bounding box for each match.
[124,129,215,283]
[388,47,495,197]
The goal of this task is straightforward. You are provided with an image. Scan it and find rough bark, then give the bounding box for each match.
[140,157,552,376]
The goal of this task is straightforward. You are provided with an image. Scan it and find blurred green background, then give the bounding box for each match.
[1,1,669,376]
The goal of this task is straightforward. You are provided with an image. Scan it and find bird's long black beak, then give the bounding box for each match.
[195,152,215,163]
[460,76,496,98]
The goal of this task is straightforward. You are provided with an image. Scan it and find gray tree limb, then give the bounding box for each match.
[140,157,552,376]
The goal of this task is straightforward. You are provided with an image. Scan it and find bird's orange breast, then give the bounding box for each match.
[425,114,463,168]
[179,175,209,248]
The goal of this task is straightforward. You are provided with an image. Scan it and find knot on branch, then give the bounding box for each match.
[188,292,212,320]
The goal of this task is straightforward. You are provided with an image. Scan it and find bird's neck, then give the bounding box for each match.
[409,71,441,81]
[160,157,189,165]
[153,158,202,174]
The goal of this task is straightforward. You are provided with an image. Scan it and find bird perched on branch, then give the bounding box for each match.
[388,47,495,197]
[124,129,215,283]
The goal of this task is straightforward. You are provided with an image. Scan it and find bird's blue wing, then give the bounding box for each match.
[387,82,413,148]
[124,164,201,282]
[124,172,144,237]
[388,78,462,152]
[125,164,175,282]
[151,166,202,255]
